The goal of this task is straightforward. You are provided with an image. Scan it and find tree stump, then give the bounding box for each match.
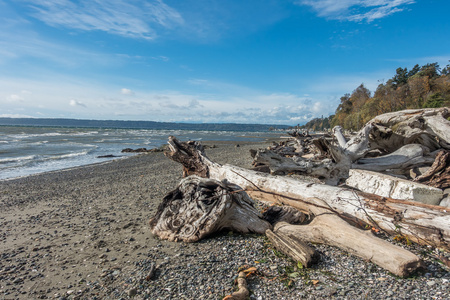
[149,175,271,242]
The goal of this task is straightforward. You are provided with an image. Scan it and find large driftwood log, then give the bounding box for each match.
[352,144,435,172]
[165,136,450,251]
[149,175,271,242]
[334,107,450,160]
[346,169,444,205]
[272,197,422,277]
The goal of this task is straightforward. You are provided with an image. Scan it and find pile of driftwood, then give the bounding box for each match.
[149,108,450,282]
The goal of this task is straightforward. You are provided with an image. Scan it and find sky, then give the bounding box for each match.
[1,0,449,125]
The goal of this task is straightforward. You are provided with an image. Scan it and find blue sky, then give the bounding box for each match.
[1,0,449,125]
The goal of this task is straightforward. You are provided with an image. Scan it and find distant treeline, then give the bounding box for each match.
[0,117,289,132]
[301,62,450,131]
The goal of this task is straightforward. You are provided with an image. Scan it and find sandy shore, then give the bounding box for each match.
[1,140,449,299]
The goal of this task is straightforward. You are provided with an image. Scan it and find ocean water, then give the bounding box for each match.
[0,126,280,180]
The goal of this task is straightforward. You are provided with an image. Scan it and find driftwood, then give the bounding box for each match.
[271,197,422,277]
[254,108,450,183]
[263,205,318,267]
[334,107,450,158]
[149,175,271,242]
[414,150,450,189]
[252,137,350,184]
[251,148,348,185]
[266,229,318,268]
[352,144,435,173]
[165,136,450,252]
[223,272,249,300]
[346,169,444,205]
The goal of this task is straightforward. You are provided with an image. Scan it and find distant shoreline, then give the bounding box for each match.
[0,117,291,132]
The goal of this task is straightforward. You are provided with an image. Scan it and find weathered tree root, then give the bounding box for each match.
[414,150,450,189]
[149,175,271,242]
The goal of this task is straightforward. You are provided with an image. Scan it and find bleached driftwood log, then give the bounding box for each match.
[334,107,450,160]
[272,197,423,277]
[346,169,444,205]
[149,175,271,242]
[351,144,436,175]
[165,136,450,252]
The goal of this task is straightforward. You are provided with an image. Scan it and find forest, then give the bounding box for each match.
[301,62,450,131]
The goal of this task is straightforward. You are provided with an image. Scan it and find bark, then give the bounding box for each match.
[414,150,450,189]
[164,136,450,251]
[149,175,271,242]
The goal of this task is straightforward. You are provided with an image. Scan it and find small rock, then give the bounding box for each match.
[128,288,138,297]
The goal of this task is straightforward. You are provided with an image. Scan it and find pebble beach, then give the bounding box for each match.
[1,140,449,299]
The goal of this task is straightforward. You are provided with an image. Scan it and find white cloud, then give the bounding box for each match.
[0,76,356,125]
[7,94,24,102]
[151,55,169,62]
[23,0,184,40]
[121,88,134,95]
[69,99,87,108]
[0,113,34,118]
[296,0,415,22]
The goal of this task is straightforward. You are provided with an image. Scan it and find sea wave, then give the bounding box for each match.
[49,151,90,160]
[0,155,37,164]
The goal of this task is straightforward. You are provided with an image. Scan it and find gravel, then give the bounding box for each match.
[1,140,449,299]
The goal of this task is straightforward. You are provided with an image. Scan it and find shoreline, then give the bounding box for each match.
[1,140,449,299]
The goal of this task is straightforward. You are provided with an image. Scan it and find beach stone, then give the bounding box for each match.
[128,288,138,297]
[346,169,444,205]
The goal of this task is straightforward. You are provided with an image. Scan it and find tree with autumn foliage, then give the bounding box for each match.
[328,62,450,131]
